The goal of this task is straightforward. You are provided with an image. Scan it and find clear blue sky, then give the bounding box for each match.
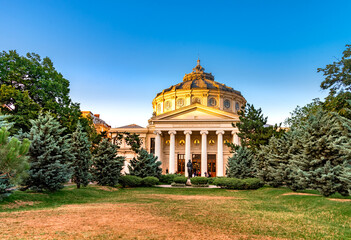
[1,0,351,127]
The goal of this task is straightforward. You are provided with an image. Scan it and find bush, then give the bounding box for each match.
[142,177,159,187]
[160,174,180,184]
[243,178,264,189]
[173,176,187,184]
[213,177,263,190]
[119,175,142,188]
[191,177,209,185]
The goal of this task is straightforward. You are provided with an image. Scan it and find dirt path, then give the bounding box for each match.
[0,202,276,240]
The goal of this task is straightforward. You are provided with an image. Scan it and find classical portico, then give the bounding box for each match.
[109,60,245,176]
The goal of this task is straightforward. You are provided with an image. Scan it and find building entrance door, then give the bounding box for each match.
[177,154,185,175]
[192,154,201,176]
[207,154,216,177]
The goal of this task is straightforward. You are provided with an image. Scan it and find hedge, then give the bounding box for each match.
[191,177,209,185]
[160,174,181,184]
[119,175,142,188]
[213,177,263,190]
[142,176,159,187]
[173,176,187,184]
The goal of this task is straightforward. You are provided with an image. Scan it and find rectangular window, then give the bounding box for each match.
[150,138,155,154]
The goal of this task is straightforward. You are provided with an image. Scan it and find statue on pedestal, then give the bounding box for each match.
[187,160,193,179]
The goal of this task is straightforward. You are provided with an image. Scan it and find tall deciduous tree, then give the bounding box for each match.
[318,44,351,119]
[23,113,73,192]
[0,50,81,133]
[71,122,92,189]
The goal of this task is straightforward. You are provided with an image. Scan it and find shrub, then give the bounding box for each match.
[191,177,209,185]
[243,178,264,189]
[160,174,180,184]
[173,176,187,184]
[213,178,263,190]
[119,175,142,188]
[142,177,159,187]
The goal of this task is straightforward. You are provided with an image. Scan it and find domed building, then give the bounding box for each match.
[109,60,246,177]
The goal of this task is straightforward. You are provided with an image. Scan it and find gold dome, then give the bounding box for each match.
[152,60,246,116]
[156,59,242,97]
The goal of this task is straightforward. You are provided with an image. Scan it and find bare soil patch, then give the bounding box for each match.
[0,203,271,240]
[282,192,319,196]
[143,194,244,201]
[94,186,119,192]
[2,200,41,210]
[328,198,351,202]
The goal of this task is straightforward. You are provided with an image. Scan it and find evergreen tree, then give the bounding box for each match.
[23,113,73,192]
[71,122,92,189]
[0,126,30,199]
[227,103,285,153]
[257,131,304,190]
[128,148,162,178]
[92,138,124,186]
[295,109,351,196]
[226,146,256,179]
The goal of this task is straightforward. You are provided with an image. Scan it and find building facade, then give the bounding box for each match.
[109,60,246,177]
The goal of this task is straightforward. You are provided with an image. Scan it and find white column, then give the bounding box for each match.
[200,130,208,177]
[154,130,162,161]
[231,130,240,146]
[168,130,176,174]
[216,130,225,177]
[184,130,192,177]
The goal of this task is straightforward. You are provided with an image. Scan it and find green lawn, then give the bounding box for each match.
[0,186,350,239]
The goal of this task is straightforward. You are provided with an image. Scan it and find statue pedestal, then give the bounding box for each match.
[186,179,192,186]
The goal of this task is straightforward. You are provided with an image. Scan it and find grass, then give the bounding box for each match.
[0,185,350,239]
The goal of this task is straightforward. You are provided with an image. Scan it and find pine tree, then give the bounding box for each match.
[23,113,73,192]
[92,138,124,186]
[296,109,351,196]
[0,126,30,199]
[226,146,256,179]
[128,148,162,178]
[71,122,92,189]
[257,131,303,190]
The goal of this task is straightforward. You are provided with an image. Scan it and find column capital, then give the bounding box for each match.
[231,130,237,135]
[154,130,162,135]
[184,130,192,135]
[216,130,225,135]
[168,130,177,135]
[200,130,209,135]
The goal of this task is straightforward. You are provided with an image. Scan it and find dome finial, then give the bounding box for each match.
[193,58,204,73]
[197,58,200,66]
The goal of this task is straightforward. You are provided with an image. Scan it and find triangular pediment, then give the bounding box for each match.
[154,104,238,121]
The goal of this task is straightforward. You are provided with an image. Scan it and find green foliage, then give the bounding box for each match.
[318,44,351,119]
[284,98,322,128]
[142,176,159,186]
[71,122,92,189]
[92,138,124,186]
[128,148,162,178]
[173,176,187,184]
[23,113,73,192]
[0,126,30,199]
[260,108,351,196]
[226,146,257,179]
[228,103,285,153]
[119,175,142,188]
[257,131,304,190]
[0,115,14,130]
[0,50,82,134]
[213,177,263,190]
[242,178,264,189]
[118,132,142,153]
[190,177,209,185]
[159,174,181,184]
